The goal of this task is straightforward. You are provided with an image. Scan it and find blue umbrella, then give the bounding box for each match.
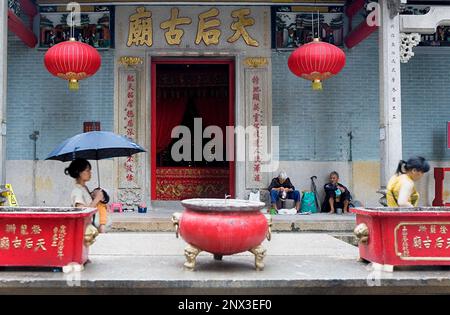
[46,131,146,186]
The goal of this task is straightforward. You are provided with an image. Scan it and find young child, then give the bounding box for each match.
[321,171,352,214]
[91,188,110,233]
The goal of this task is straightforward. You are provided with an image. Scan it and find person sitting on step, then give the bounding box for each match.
[321,171,352,214]
[268,171,301,213]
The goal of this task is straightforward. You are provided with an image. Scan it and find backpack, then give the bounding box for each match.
[300,191,318,213]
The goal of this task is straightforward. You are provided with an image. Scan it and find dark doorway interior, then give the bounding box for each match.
[154,63,232,200]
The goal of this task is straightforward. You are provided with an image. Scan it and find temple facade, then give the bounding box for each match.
[1,0,449,209]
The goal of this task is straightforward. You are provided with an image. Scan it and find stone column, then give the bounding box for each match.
[116,56,145,209]
[243,57,271,191]
[0,1,7,185]
[378,0,403,203]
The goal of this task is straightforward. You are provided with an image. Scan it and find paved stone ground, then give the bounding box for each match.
[1,233,450,294]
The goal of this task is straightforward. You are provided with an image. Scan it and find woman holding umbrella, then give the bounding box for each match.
[47,131,146,232]
[65,158,108,233]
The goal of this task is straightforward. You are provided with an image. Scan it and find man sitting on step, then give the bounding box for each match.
[321,171,352,214]
[268,171,301,213]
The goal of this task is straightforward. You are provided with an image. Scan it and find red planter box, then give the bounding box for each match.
[351,207,450,269]
[0,207,97,268]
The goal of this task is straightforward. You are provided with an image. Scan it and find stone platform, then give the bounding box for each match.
[1,233,450,294]
[110,203,356,234]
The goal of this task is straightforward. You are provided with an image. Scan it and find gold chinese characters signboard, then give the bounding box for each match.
[394,222,450,261]
[116,6,270,51]
[0,223,67,260]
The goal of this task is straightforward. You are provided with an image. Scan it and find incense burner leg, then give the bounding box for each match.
[184,244,202,270]
[249,245,266,271]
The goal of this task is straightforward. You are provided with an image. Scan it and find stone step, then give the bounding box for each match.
[110,212,357,233]
[331,232,359,246]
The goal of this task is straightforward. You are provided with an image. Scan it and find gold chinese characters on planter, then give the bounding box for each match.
[394,222,450,261]
[0,223,66,257]
[127,7,259,47]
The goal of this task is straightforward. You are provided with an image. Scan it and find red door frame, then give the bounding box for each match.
[151,58,236,200]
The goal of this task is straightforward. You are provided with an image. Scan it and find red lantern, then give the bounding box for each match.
[288,38,346,90]
[44,38,101,91]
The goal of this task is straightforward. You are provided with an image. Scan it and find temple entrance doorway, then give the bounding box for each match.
[151,59,235,200]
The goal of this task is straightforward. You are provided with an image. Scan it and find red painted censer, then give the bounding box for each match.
[172,198,272,271]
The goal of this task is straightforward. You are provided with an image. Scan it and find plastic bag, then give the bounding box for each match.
[278,208,298,215]
[249,191,260,202]
[300,191,318,213]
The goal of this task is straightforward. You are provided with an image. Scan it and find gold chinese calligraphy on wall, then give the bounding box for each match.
[125,6,261,48]
[244,57,269,68]
[118,56,144,67]
[227,8,258,47]
[161,8,192,45]
[195,8,221,46]
[127,7,153,47]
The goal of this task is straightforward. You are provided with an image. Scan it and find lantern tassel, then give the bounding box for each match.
[69,79,79,91]
[312,80,322,91]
